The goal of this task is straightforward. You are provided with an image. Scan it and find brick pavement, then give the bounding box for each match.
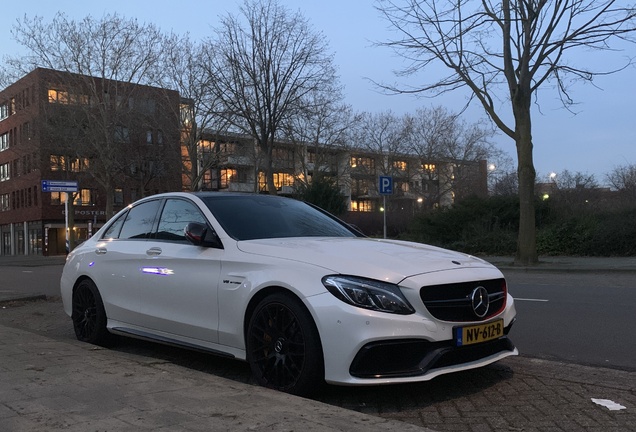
[1,298,634,432]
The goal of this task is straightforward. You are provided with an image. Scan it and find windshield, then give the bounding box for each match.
[200,195,358,241]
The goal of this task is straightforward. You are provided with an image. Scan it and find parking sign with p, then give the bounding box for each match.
[379,176,393,195]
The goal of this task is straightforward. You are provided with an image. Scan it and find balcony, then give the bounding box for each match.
[228,182,254,193]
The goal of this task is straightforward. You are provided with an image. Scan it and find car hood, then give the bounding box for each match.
[236,237,494,283]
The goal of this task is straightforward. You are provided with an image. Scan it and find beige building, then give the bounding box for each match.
[184,132,489,235]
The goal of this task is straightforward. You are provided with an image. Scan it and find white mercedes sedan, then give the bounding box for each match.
[61,192,517,395]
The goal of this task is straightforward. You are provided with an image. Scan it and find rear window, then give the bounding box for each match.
[102,200,161,240]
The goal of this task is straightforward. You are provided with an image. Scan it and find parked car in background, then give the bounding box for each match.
[61,192,517,395]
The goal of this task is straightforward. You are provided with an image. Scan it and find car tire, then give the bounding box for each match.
[72,279,111,346]
[247,292,324,396]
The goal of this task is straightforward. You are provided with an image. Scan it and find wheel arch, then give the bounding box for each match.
[71,275,96,300]
[243,286,323,352]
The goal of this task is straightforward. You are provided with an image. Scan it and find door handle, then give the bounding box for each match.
[95,247,107,255]
[146,247,162,256]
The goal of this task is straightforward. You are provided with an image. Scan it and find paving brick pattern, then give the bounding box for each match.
[1,298,634,432]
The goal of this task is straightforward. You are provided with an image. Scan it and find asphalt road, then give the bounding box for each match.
[2,262,635,372]
[505,270,636,371]
[0,263,63,297]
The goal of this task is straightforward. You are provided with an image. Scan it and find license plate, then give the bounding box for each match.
[455,319,504,346]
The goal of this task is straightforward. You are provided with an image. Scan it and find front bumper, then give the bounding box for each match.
[350,321,516,379]
[309,289,518,386]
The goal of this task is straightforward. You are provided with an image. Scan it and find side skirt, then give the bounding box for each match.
[110,326,237,359]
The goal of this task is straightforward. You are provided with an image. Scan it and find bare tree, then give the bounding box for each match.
[204,0,339,194]
[4,13,174,217]
[550,169,602,208]
[281,86,355,186]
[157,34,232,191]
[405,106,496,203]
[377,0,636,264]
[606,163,636,202]
[352,110,410,174]
[349,110,416,211]
[554,170,598,190]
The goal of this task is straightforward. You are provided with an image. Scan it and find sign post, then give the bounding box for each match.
[41,180,79,252]
[378,176,393,239]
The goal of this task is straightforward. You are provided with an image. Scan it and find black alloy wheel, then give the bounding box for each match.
[247,293,324,396]
[72,279,110,345]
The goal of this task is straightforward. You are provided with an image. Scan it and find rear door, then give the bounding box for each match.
[91,199,162,325]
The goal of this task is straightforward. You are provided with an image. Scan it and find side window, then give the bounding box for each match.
[102,211,128,240]
[156,199,207,242]
[118,200,161,240]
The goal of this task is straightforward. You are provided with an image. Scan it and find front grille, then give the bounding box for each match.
[420,278,506,322]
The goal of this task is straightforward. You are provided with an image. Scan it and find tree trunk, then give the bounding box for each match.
[262,136,277,195]
[514,101,538,265]
[67,193,75,253]
[104,187,115,220]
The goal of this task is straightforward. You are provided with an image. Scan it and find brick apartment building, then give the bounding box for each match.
[0,68,181,256]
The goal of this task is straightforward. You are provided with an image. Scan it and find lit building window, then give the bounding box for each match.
[198,140,215,155]
[48,89,69,104]
[74,189,93,206]
[220,169,237,189]
[350,156,375,171]
[351,200,375,212]
[393,160,407,170]
[50,191,67,205]
[423,163,436,172]
[258,172,294,191]
[70,157,89,172]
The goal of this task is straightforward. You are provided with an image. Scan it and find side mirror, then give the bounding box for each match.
[184,222,224,249]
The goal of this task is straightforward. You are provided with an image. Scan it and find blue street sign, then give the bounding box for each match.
[41,180,79,193]
[379,176,393,195]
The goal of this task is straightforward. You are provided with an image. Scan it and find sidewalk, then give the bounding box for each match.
[0,320,432,432]
[481,255,636,273]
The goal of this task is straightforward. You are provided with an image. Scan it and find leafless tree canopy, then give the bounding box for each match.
[158,34,231,191]
[6,13,165,86]
[4,13,176,217]
[376,0,636,264]
[348,107,497,203]
[606,163,636,199]
[204,0,339,194]
[281,87,355,184]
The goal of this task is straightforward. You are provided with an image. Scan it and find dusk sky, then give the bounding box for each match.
[2,0,634,186]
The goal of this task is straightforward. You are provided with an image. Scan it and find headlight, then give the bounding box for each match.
[322,275,415,315]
